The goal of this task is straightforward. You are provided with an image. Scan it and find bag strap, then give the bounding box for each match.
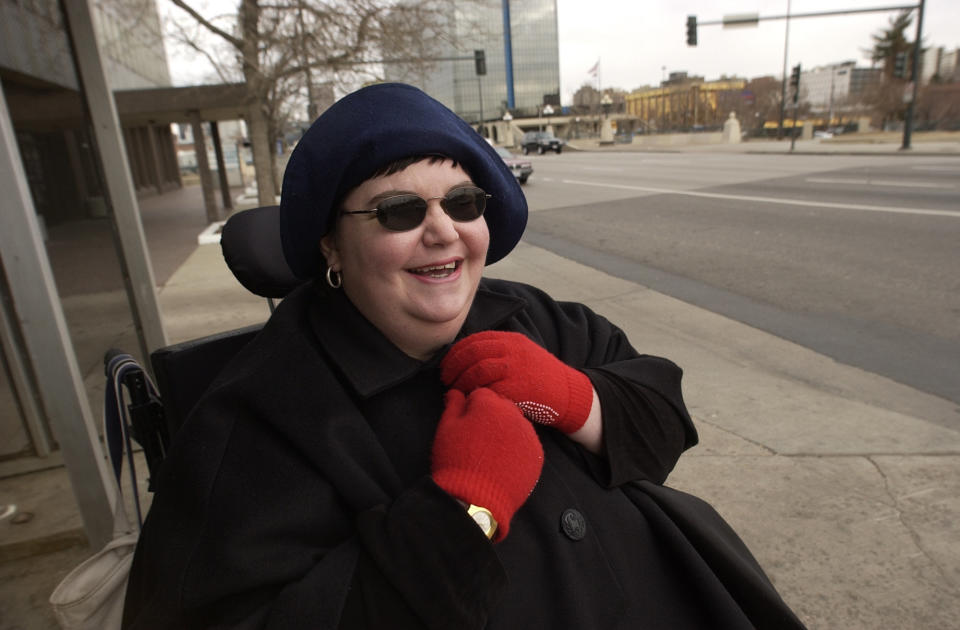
[104,353,160,533]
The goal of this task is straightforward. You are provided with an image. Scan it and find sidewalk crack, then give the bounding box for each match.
[695,415,776,455]
[866,456,956,593]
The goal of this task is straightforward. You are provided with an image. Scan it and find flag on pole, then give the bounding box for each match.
[588,59,599,77]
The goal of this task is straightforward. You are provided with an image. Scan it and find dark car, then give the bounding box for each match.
[521,131,564,155]
[494,146,533,184]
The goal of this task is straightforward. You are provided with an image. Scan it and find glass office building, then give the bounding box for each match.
[386,0,560,123]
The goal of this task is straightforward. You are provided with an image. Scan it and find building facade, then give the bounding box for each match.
[625,73,746,132]
[0,0,174,467]
[1,0,180,224]
[800,62,882,112]
[385,0,561,123]
[923,46,960,83]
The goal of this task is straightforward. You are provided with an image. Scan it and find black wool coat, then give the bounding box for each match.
[122,278,804,630]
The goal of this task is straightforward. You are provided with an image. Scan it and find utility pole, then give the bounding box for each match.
[790,63,801,152]
[778,0,792,140]
[475,50,486,137]
[901,0,926,150]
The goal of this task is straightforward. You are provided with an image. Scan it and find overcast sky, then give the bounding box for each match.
[163,1,960,106]
[559,0,960,101]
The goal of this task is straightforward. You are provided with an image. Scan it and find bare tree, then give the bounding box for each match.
[916,82,960,130]
[166,0,461,205]
[730,76,784,136]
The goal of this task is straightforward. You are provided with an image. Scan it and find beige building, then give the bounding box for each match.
[625,73,746,132]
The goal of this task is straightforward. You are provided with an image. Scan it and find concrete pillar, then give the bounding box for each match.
[189,111,220,223]
[210,121,233,212]
[63,129,90,204]
[129,127,148,191]
[144,124,165,194]
[138,127,153,190]
[164,126,183,188]
[233,140,246,187]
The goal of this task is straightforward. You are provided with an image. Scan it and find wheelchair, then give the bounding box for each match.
[105,205,300,488]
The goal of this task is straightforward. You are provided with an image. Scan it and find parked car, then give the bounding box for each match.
[494,146,533,184]
[521,131,564,155]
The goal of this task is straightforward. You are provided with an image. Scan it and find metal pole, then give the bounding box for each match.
[704,4,919,25]
[502,0,515,110]
[790,97,799,151]
[778,0,791,140]
[901,0,925,150]
[477,76,485,137]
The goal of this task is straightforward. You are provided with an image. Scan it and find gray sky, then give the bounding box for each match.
[162,1,960,105]
[558,0,960,101]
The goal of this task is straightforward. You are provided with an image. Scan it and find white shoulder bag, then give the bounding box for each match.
[50,352,158,629]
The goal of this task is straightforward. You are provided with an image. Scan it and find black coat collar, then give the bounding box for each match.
[307,279,525,398]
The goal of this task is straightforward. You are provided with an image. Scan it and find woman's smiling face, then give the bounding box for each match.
[321,158,490,360]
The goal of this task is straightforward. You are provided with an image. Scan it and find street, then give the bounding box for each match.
[518,151,960,414]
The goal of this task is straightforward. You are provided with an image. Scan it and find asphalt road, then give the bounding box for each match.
[517,151,960,413]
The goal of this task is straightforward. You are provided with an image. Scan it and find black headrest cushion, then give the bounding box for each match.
[220,205,303,299]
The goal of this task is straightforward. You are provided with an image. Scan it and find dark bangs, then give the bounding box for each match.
[369,154,461,178]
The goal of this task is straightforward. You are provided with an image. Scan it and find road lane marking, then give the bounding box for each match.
[806,177,869,185]
[561,178,960,218]
[806,177,955,189]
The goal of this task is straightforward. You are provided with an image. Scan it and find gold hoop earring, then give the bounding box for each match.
[325,267,342,289]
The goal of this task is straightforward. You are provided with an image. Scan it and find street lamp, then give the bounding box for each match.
[543,104,554,134]
[600,94,614,143]
[502,111,514,146]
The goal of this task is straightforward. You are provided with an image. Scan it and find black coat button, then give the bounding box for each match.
[560,508,586,541]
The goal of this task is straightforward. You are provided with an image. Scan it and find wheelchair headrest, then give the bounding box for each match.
[220,205,304,299]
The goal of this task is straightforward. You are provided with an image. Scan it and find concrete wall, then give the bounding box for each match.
[631,131,725,147]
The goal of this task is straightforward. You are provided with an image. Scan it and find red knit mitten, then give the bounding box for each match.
[441,331,594,434]
[431,388,543,541]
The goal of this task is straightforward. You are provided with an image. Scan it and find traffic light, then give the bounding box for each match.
[790,64,801,104]
[474,49,486,76]
[893,51,907,79]
[686,16,697,46]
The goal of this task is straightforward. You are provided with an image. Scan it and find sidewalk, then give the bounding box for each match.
[3,173,960,628]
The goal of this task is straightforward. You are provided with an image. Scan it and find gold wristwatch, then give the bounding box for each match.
[466,504,498,539]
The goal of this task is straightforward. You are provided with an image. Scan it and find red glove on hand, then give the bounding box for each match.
[431,388,543,541]
[441,331,595,434]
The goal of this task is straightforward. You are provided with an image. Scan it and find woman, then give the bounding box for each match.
[123,83,803,629]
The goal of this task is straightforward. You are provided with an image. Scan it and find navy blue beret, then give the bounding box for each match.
[278,82,528,280]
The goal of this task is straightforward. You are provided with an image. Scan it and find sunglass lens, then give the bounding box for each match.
[442,188,486,221]
[377,196,427,231]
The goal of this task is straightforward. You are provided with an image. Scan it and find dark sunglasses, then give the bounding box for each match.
[341,186,491,232]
